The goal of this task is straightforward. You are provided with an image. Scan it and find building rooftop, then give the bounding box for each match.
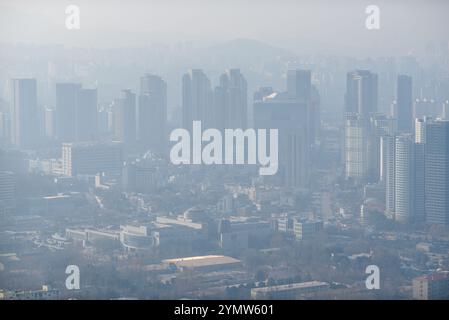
[162,255,241,269]
[251,281,329,293]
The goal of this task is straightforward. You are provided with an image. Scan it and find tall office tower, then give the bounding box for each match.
[214,69,247,129]
[414,117,431,223]
[344,70,378,118]
[254,88,309,189]
[394,134,416,223]
[0,112,11,144]
[414,141,426,223]
[396,75,413,133]
[287,69,311,100]
[367,114,396,182]
[76,88,98,141]
[113,89,136,145]
[343,71,378,182]
[138,74,167,155]
[10,78,38,148]
[56,83,98,142]
[425,120,449,225]
[309,86,321,146]
[287,69,320,146]
[213,85,227,132]
[344,113,367,180]
[443,101,449,120]
[62,141,123,177]
[55,83,81,142]
[0,171,15,215]
[415,117,433,143]
[182,69,213,132]
[44,107,55,138]
[383,135,396,219]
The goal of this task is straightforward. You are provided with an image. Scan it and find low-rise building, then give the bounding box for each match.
[251,281,329,299]
[412,272,449,300]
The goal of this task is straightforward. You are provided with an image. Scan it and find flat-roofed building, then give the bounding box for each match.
[0,171,15,215]
[251,281,329,299]
[62,141,123,176]
[162,255,241,272]
[413,272,449,300]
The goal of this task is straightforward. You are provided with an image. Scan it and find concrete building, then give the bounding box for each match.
[0,285,59,300]
[182,69,213,131]
[292,218,323,240]
[396,75,413,133]
[344,70,378,118]
[0,171,15,215]
[218,217,272,251]
[162,255,241,272]
[55,83,98,142]
[254,88,309,189]
[10,78,38,148]
[113,89,136,146]
[412,272,449,300]
[138,74,167,154]
[251,281,329,299]
[120,225,155,251]
[344,113,367,180]
[394,134,415,223]
[62,141,123,177]
[425,120,449,225]
[214,69,247,130]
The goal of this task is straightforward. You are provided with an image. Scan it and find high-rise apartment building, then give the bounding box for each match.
[55,83,97,142]
[113,89,136,145]
[396,75,413,133]
[138,74,167,155]
[0,171,15,215]
[344,113,367,180]
[254,88,309,189]
[394,134,416,223]
[10,78,38,148]
[182,69,213,132]
[344,70,378,118]
[425,120,449,225]
[214,69,247,130]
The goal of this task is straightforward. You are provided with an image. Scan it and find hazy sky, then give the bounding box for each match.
[1,0,448,56]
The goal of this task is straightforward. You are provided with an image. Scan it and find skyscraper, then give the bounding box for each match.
[76,88,98,141]
[368,114,396,182]
[343,71,378,182]
[396,75,413,133]
[113,89,136,146]
[138,74,167,155]
[55,83,98,142]
[254,88,309,189]
[214,69,247,130]
[0,171,15,215]
[394,134,415,223]
[56,83,81,142]
[383,135,396,219]
[344,113,367,180]
[287,69,311,100]
[286,69,319,146]
[344,70,378,118]
[182,69,213,132]
[10,78,38,148]
[425,120,449,225]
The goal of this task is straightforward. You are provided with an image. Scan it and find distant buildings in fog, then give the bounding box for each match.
[384,118,449,225]
[182,68,247,132]
[253,69,319,189]
[62,141,123,177]
[10,78,38,149]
